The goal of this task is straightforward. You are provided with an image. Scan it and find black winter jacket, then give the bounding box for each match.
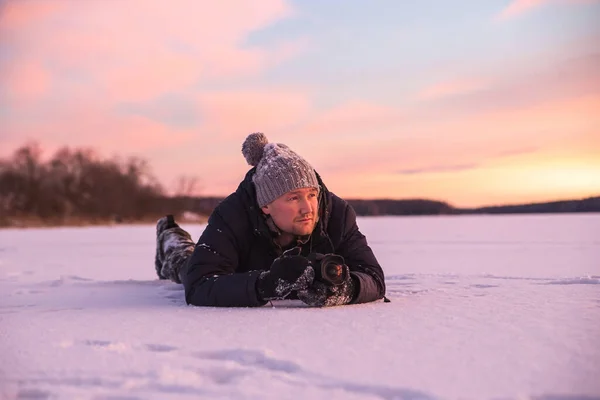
[181,169,386,307]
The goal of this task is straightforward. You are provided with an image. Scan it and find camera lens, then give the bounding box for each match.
[325,264,342,279]
[310,253,347,286]
[323,262,345,285]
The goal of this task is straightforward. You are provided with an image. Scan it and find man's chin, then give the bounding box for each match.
[294,224,315,236]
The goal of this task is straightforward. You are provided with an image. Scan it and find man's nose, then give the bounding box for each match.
[299,197,313,214]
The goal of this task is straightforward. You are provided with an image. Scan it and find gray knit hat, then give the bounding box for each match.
[242,132,319,207]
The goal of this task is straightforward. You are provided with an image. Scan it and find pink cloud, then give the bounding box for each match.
[146,100,401,196]
[293,92,600,187]
[417,78,488,101]
[417,53,600,118]
[1,60,51,104]
[195,89,313,138]
[203,56,600,191]
[0,0,303,104]
[497,0,598,20]
[498,0,547,19]
[1,98,194,156]
[0,1,66,30]
[0,0,315,192]
[298,101,401,137]
[0,0,310,175]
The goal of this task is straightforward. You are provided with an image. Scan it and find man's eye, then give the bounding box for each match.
[288,196,298,201]
[309,193,317,198]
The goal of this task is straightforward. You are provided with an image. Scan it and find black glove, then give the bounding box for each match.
[256,247,315,301]
[297,261,357,307]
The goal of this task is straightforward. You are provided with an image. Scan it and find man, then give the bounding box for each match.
[155,132,386,307]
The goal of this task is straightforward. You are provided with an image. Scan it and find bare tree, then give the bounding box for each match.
[173,175,202,197]
[0,142,169,226]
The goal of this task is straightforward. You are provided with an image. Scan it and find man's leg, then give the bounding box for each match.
[155,215,195,284]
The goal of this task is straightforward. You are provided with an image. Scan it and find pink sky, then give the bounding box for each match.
[1,0,599,207]
[497,0,598,19]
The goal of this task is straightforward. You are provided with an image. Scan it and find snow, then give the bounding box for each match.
[1,213,599,400]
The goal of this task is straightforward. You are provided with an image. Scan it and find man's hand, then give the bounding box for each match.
[297,264,356,307]
[256,247,315,301]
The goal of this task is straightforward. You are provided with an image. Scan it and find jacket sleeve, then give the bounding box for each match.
[335,200,386,304]
[181,207,267,307]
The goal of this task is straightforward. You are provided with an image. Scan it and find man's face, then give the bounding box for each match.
[261,187,320,237]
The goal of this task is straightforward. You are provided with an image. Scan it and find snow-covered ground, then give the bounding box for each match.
[1,214,599,400]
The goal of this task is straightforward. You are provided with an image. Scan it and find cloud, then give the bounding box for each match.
[0,97,195,155]
[281,51,599,182]
[0,60,50,104]
[497,0,547,19]
[417,79,489,101]
[420,53,600,117]
[0,0,303,100]
[0,1,66,30]
[0,0,303,103]
[298,101,401,137]
[395,148,539,176]
[397,163,480,175]
[291,89,596,181]
[0,0,308,155]
[495,147,540,157]
[194,88,313,138]
[496,0,598,20]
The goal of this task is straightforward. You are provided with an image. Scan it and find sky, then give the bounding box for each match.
[0,0,599,208]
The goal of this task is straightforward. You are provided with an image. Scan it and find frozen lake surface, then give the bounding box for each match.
[1,214,599,400]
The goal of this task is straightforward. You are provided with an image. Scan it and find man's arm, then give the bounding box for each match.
[181,208,267,307]
[334,199,386,304]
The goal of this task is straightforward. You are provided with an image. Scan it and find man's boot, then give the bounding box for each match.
[155,215,195,283]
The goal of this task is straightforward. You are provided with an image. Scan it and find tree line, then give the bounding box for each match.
[1,143,598,227]
[0,143,192,227]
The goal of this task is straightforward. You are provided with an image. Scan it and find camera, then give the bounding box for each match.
[307,253,348,286]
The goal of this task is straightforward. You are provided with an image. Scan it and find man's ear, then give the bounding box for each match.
[261,205,271,215]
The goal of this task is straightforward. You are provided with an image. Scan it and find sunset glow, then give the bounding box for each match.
[1,0,598,207]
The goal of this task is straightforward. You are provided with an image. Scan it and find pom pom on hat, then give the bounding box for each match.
[241,132,319,207]
[242,132,269,167]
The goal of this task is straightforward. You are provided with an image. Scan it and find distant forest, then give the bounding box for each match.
[1,143,598,227]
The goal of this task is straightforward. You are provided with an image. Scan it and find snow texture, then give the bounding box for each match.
[1,214,599,400]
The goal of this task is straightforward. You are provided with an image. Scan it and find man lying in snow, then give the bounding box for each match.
[155,132,387,307]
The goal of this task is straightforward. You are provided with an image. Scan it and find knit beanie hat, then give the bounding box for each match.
[242,132,319,207]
